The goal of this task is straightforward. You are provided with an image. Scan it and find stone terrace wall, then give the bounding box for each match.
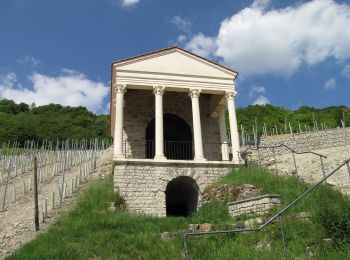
[114,161,232,216]
[258,127,350,160]
[228,194,281,218]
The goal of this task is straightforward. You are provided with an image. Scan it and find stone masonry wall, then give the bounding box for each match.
[114,161,231,216]
[258,127,350,160]
[228,195,281,218]
[122,89,222,160]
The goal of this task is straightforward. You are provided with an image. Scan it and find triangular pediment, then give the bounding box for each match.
[113,47,238,79]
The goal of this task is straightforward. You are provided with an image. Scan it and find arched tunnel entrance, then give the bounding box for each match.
[165,176,199,217]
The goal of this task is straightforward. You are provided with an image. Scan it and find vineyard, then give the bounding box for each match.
[0,139,112,258]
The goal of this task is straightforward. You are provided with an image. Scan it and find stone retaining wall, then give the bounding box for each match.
[114,160,233,216]
[228,194,281,217]
[258,127,350,160]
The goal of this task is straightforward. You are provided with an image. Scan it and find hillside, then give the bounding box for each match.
[7,165,350,259]
[235,104,350,136]
[1,99,349,144]
[0,99,109,144]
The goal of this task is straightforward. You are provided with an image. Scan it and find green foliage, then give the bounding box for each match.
[312,187,350,246]
[0,100,109,145]
[0,99,29,114]
[235,104,350,135]
[1,98,348,145]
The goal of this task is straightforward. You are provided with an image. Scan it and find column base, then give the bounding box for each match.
[113,154,126,160]
[154,155,167,161]
[194,156,207,161]
[231,155,242,164]
[221,142,230,161]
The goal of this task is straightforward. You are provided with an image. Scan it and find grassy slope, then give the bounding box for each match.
[7,166,350,260]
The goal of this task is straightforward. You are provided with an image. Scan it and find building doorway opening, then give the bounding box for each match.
[165,176,199,217]
[145,113,193,159]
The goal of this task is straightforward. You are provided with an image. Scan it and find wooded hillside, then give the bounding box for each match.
[235,104,349,135]
[0,99,349,144]
[0,99,109,144]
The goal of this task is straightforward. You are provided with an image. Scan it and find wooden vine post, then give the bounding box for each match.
[33,155,39,231]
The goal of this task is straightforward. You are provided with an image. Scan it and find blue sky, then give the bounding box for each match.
[0,0,349,114]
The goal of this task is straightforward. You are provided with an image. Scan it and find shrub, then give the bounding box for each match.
[312,188,350,246]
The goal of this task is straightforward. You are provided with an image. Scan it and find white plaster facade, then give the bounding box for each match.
[110,46,242,216]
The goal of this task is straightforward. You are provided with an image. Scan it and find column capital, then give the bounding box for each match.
[225,90,237,100]
[189,88,201,98]
[153,85,165,96]
[114,83,127,94]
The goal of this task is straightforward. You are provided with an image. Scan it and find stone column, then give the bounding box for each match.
[113,83,127,159]
[153,86,166,160]
[189,89,206,161]
[226,90,241,163]
[218,107,230,161]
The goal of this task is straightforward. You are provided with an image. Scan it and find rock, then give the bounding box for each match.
[202,184,245,203]
[234,221,245,229]
[238,185,258,200]
[199,223,212,232]
[306,246,316,257]
[294,212,310,221]
[160,232,173,241]
[188,224,199,232]
[107,206,116,213]
[243,217,263,229]
[255,239,271,251]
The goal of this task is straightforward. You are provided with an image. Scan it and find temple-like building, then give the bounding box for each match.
[111,46,241,217]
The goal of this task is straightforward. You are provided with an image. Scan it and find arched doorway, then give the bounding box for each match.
[165,176,199,217]
[145,113,193,159]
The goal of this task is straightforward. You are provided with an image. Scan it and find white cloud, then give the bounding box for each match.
[17,56,40,67]
[176,34,187,43]
[251,0,270,10]
[0,70,109,114]
[253,95,270,105]
[170,16,192,33]
[0,73,19,88]
[342,64,350,79]
[121,0,139,7]
[184,33,217,59]
[249,85,266,97]
[185,0,350,77]
[324,78,336,90]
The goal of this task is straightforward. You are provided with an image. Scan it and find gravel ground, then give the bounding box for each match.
[0,148,113,259]
[263,145,350,195]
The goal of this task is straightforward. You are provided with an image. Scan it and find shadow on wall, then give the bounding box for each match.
[146,113,193,160]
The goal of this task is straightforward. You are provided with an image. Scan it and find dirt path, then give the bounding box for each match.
[0,148,113,259]
[264,145,350,195]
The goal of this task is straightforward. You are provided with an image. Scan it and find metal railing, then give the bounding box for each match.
[165,141,193,160]
[122,140,231,161]
[183,155,350,259]
[239,144,328,183]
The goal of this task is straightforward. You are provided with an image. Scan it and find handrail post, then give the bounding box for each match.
[272,147,278,173]
[279,215,288,260]
[183,234,190,260]
[320,156,326,185]
[291,151,299,185]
